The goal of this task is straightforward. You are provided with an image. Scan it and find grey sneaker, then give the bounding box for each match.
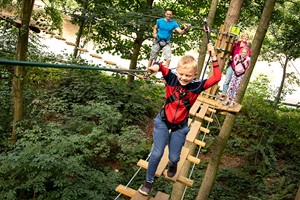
[138,181,153,196]
[167,164,177,177]
[229,102,235,108]
[222,100,230,106]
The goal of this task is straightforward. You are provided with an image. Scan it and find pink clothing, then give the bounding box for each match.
[230,41,251,68]
[232,54,251,77]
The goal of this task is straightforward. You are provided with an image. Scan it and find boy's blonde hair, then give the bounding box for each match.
[177,55,198,71]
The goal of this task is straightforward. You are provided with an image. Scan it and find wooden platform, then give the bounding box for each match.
[197,95,242,113]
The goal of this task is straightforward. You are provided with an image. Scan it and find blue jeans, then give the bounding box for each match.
[222,66,233,94]
[146,113,190,182]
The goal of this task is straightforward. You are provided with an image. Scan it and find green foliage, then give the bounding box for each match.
[0,125,115,199]
[223,75,300,199]
[0,70,12,135]
[209,168,253,200]
[117,126,151,167]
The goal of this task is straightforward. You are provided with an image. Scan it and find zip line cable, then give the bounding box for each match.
[0,59,147,73]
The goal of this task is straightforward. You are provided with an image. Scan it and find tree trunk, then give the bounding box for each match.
[196,113,236,200]
[12,0,35,143]
[274,56,289,106]
[217,0,244,72]
[296,185,300,200]
[197,0,219,79]
[73,0,88,57]
[196,0,276,199]
[127,33,144,85]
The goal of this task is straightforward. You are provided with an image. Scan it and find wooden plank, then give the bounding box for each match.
[187,155,200,164]
[156,146,169,176]
[54,35,66,40]
[90,53,102,59]
[189,100,201,116]
[198,96,242,113]
[153,191,169,200]
[188,118,193,127]
[136,147,169,177]
[177,175,194,187]
[186,120,202,143]
[194,139,206,147]
[131,191,150,200]
[104,60,117,65]
[164,147,190,182]
[197,103,209,119]
[200,127,210,134]
[115,184,136,198]
[65,41,76,46]
[77,47,89,52]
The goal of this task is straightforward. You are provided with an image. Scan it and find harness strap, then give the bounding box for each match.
[156,36,170,49]
[160,108,188,131]
[234,55,247,77]
[165,88,191,111]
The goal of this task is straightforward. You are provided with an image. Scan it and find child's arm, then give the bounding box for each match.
[203,43,221,89]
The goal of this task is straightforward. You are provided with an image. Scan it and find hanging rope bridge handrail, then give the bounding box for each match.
[0,59,147,73]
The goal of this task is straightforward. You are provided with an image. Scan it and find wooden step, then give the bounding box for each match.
[194,139,206,147]
[189,100,201,116]
[65,41,76,46]
[187,155,200,164]
[131,191,150,200]
[115,184,136,198]
[186,120,202,143]
[54,35,66,40]
[104,60,117,65]
[137,147,169,177]
[197,96,242,113]
[164,147,190,182]
[137,147,193,187]
[153,191,169,200]
[77,47,89,52]
[90,53,102,59]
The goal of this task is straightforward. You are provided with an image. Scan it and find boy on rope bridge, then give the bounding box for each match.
[146,8,190,78]
[139,43,221,196]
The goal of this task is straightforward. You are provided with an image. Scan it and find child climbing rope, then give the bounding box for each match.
[223,47,251,107]
[138,43,221,196]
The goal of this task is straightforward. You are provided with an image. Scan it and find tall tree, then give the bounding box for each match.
[90,0,197,85]
[12,0,35,143]
[196,0,277,199]
[170,0,219,199]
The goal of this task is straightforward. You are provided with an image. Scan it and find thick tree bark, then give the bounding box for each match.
[296,185,300,200]
[196,0,276,199]
[217,0,244,72]
[12,0,35,143]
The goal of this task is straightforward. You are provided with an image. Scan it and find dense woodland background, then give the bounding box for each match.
[0,0,300,199]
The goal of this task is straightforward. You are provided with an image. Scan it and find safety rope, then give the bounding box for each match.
[114,146,153,200]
